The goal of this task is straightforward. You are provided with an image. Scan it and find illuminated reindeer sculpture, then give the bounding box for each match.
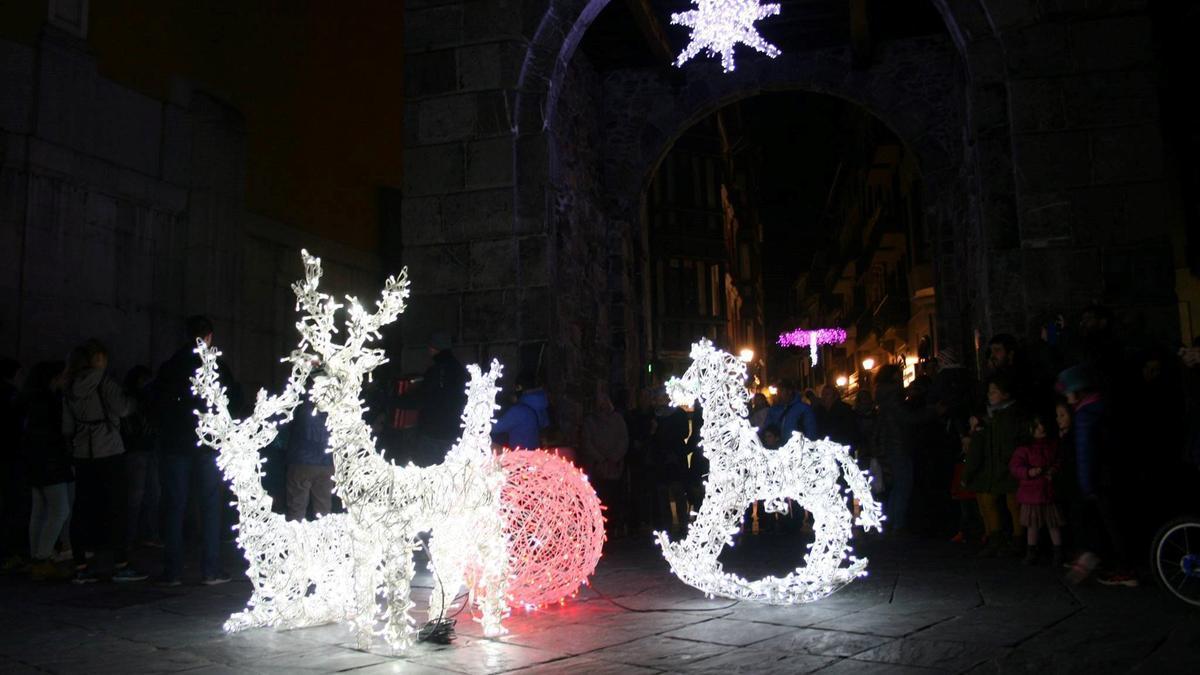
[291,251,510,650]
[656,339,884,604]
[193,344,355,633]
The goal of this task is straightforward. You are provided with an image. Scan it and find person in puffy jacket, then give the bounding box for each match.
[1009,413,1065,566]
[62,340,145,583]
[964,373,1028,557]
[492,371,550,450]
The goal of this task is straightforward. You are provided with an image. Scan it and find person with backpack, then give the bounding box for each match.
[154,316,238,586]
[62,340,145,583]
[20,361,73,581]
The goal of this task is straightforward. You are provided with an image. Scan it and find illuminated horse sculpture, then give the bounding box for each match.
[292,251,510,650]
[194,344,355,633]
[656,339,884,604]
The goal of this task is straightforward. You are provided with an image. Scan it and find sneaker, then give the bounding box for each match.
[1066,552,1099,584]
[30,560,69,582]
[72,569,100,585]
[1096,571,1139,587]
[113,567,149,583]
[139,539,165,549]
[155,576,183,587]
[949,531,967,544]
[2,555,30,574]
[202,573,232,586]
[52,549,74,563]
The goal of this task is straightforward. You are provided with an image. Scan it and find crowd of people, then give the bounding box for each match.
[3,304,1199,591]
[0,316,246,585]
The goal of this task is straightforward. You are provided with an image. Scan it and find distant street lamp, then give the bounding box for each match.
[835,375,848,387]
[766,385,778,396]
[861,357,876,371]
[739,348,755,363]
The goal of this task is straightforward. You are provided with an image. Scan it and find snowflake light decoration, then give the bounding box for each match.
[496,450,605,610]
[656,339,884,604]
[671,0,782,73]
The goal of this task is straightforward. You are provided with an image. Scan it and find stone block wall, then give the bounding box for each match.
[983,3,1180,344]
[0,29,379,393]
[399,0,558,399]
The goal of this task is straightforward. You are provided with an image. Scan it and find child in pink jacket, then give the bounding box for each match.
[1010,413,1065,566]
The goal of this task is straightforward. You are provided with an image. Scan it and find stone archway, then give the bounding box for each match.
[398,0,1176,434]
[519,5,989,415]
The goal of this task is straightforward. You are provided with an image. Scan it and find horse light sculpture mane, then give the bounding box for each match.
[292,251,510,651]
[656,339,884,604]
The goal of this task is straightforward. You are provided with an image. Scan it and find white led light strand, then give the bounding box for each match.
[194,343,356,633]
[672,0,782,73]
[292,251,510,651]
[656,339,884,604]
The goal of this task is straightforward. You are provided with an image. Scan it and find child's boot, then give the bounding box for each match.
[1022,545,1038,566]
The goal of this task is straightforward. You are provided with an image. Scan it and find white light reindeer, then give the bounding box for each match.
[292,251,510,651]
[656,339,884,604]
[193,344,355,632]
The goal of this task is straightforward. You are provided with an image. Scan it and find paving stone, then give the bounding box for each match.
[510,655,660,674]
[346,659,462,674]
[589,635,730,669]
[681,647,837,674]
[725,603,852,628]
[812,610,953,638]
[500,621,644,654]
[662,617,797,646]
[815,659,949,674]
[409,637,562,673]
[852,638,1008,672]
[755,628,892,658]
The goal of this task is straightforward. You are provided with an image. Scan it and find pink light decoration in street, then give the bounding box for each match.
[495,450,605,611]
[777,327,848,366]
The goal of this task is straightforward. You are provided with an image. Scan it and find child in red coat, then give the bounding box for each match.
[1010,413,1066,565]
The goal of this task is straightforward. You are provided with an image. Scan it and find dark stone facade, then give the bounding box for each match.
[400,0,1183,434]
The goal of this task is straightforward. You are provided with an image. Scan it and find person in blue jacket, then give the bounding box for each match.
[492,371,550,449]
[764,379,819,442]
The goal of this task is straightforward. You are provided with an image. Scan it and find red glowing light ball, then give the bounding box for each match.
[497,449,605,610]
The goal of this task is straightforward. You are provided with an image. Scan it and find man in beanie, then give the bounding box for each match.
[1059,364,1136,587]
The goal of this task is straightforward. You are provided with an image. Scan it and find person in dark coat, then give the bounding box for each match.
[816,385,857,447]
[400,332,468,465]
[874,366,915,533]
[154,316,237,586]
[1059,365,1137,587]
[20,361,73,581]
[650,388,690,533]
[1,357,27,573]
[121,365,160,551]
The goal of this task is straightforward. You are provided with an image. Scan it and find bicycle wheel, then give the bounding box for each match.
[1151,515,1200,608]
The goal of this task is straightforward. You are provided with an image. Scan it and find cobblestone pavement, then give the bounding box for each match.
[1,535,1196,674]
